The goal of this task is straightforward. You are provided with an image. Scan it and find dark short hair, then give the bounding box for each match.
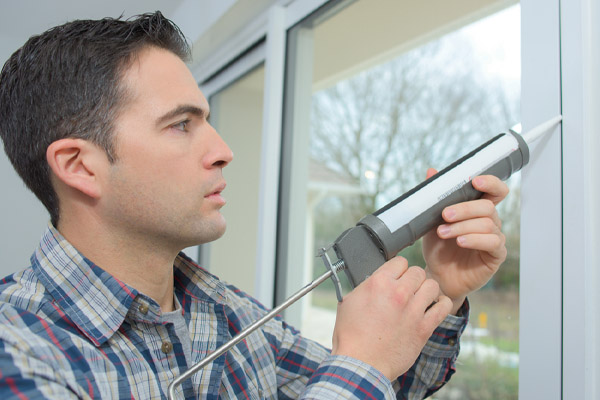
[0,11,190,226]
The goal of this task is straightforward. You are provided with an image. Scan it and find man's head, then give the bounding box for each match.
[0,12,190,226]
[83,45,233,250]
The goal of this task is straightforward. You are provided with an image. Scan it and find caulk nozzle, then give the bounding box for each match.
[520,115,563,145]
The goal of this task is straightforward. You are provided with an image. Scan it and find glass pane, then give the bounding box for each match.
[206,65,265,297]
[282,1,520,398]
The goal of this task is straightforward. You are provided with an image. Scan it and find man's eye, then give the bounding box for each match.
[173,120,190,132]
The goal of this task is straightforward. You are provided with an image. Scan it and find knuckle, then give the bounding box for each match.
[488,235,500,249]
[393,256,409,271]
[482,199,495,213]
[378,256,408,277]
[424,278,440,293]
[392,288,410,306]
[367,272,386,290]
[494,232,506,248]
[395,256,408,266]
[408,266,426,281]
[485,218,496,232]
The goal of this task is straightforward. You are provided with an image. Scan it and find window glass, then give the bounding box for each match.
[281,1,520,398]
[205,65,265,296]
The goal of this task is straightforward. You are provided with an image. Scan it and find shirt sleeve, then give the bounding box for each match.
[269,319,395,399]
[393,300,469,399]
[302,354,396,399]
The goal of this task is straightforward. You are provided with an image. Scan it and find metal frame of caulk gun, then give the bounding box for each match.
[166,115,561,399]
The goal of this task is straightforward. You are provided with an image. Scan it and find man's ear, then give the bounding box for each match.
[46,138,108,199]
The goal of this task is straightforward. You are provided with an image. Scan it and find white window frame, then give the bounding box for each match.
[519,0,562,397]
[560,0,600,398]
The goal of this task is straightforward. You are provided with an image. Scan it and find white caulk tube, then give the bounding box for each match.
[333,116,562,289]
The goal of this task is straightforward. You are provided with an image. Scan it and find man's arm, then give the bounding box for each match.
[271,298,458,399]
[268,258,458,399]
[394,302,468,399]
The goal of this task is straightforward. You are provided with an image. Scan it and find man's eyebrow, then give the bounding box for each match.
[155,105,209,126]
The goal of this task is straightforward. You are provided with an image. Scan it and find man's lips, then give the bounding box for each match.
[205,183,226,204]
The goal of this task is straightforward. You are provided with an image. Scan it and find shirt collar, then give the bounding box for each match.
[32,223,227,346]
[173,252,227,304]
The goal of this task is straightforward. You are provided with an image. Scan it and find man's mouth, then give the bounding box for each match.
[205,183,226,205]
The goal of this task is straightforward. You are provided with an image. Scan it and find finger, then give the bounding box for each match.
[423,295,453,326]
[412,278,441,310]
[397,266,427,294]
[426,168,438,179]
[471,175,509,205]
[442,198,501,227]
[437,217,501,240]
[377,256,409,280]
[455,232,507,260]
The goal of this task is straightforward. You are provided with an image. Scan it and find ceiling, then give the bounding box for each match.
[0,1,190,66]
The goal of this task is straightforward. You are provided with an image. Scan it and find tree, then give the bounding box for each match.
[309,31,520,274]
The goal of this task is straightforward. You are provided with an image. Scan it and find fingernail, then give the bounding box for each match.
[444,208,456,220]
[457,236,467,245]
[438,225,451,236]
[473,177,484,188]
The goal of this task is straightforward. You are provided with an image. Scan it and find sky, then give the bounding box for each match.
[463,4,521,83]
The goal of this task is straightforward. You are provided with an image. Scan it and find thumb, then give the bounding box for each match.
[426,168,438,179]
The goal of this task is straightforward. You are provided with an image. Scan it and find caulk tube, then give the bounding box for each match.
[335,130,529,288]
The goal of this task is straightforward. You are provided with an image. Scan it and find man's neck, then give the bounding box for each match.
[57,216,178,313]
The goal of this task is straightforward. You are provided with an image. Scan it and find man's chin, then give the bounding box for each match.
[192,219,227,245]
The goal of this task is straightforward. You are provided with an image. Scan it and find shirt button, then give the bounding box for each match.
[138,303,149,315]
[448,338,456,346]
[161,341,173,354]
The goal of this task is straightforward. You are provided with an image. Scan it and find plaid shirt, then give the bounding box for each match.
[0,225,466,399]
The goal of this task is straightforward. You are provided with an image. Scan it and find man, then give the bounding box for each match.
[0,12,509,399]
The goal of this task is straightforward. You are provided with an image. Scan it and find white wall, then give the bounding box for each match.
[0,156,48,276]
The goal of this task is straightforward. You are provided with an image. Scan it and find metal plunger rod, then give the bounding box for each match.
[167,268,338,399]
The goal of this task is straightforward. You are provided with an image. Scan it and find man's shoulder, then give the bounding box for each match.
[0,267,49,313]
[175,252,270,315]
[0,267,64,350]
[0,291,56,360]
[217,280,276,326]
[0,272,90,363]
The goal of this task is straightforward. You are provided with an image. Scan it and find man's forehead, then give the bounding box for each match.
[119,46,208,114]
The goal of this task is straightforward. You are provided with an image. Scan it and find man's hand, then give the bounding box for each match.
[422,170,509,314]
[331,257,453,381]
